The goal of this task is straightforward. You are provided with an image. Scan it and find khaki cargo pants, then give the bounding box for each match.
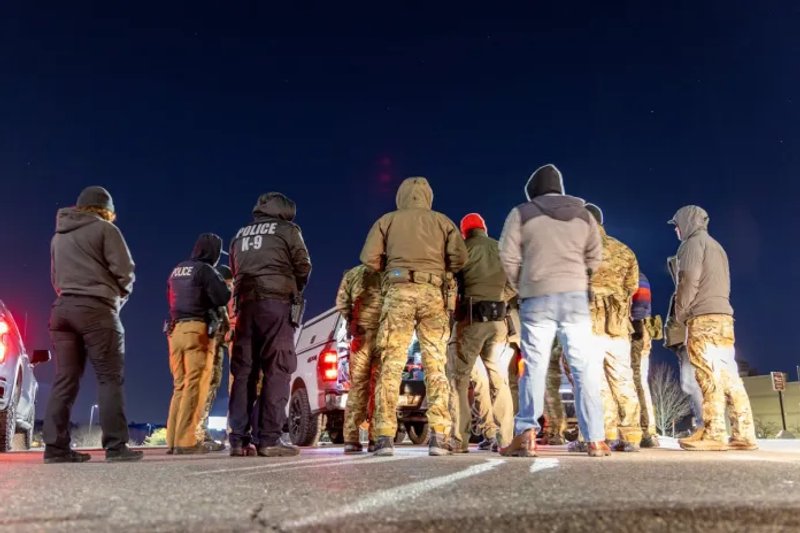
[167,321,212,449]
[374,283,451,437]
[686,314,756,442]
[453,320,513,447]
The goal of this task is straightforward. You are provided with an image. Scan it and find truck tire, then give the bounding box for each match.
[12,410,34,451]
[0,402,17,453]
[405,422,429,445]
[288,388,322,447]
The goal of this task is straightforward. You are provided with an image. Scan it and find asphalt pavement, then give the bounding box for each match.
[1,439,799,532]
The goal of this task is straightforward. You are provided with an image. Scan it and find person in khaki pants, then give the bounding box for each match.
[453,213,514,451]
[166,233,231,455]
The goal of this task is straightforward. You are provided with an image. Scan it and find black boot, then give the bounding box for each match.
[477,437,497,451]
[106,446,144,463]
[257,439,300,457]
[44,449,92,464]
[344,442,364,454]
[230,443,257,457]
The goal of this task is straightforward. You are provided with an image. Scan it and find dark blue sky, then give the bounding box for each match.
[1,2,797,423]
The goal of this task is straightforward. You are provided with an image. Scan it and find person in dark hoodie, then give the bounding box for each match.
[44,186,141,463]
[228,193,312,457]
[498,164,608,458]
[165,233,231,455]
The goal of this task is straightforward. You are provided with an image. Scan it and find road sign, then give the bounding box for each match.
[771,371,786,392]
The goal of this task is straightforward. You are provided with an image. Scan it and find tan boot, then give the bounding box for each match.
[679,437,729,451]
[728,437,758,451]
[678,427,705,446]
[587,441,611,457]
[499,429,537,458]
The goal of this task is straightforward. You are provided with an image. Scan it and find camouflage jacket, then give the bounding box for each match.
[590,227,639,337]
[335,265,382,329]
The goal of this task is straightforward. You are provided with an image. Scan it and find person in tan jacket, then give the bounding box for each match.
[361,177,468,457]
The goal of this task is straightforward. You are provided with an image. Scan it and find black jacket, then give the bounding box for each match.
[51,208,135,310]
[168,234,231,321]
[230,193,312,304]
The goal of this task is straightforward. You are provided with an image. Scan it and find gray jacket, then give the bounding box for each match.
[499,195,602,298]
[672,205,733,324]
[51,208,135,310]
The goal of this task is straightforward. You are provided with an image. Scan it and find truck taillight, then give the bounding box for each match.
[0,319,8,363]
[317,348,338,383]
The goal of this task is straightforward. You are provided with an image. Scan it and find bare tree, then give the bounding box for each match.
[650,363,692,436]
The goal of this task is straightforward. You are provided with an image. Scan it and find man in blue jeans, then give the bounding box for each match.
[498,164,609,457]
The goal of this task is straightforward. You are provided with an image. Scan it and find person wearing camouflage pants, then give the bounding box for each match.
[585,203,643,452]
[670,205,757,451]
[360,177,468,456]
[337,265,383,453]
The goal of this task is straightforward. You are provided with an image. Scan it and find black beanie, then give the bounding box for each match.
[525,164,565,200]
[77,186,115,212]
[585,203,604,225]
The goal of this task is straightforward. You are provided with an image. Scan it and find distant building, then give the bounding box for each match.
[742,375,800,436]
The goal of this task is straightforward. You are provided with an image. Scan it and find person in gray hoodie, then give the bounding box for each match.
[498,164,608,457]
[43,186,141,463]
[669,205,757,451]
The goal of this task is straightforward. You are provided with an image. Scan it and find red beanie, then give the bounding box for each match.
[460,213,487,239]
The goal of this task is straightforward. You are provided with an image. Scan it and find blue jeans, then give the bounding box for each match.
[515,291,605,442]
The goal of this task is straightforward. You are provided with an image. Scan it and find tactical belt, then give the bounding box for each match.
[469,300,507,322]
[385,268,444,288]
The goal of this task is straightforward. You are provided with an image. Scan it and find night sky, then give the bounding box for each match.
[1,3,797,424]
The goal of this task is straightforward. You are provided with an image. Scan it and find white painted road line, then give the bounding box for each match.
[530,458,559,474]
[190,456,358,476]
[281,458,505,530]
[241,455,414,476]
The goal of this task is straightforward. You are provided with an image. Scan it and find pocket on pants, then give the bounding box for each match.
[277,350,298,375]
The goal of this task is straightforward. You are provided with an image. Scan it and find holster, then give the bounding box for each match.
[471,300,507,322]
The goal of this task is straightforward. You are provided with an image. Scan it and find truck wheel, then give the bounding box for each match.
[405,422,429,445]
[12,409,34,451]
[0,402,17,453]
[288,388,322,447]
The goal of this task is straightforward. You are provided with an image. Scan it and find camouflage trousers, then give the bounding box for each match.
[374,283,451,437]
[453,321,513,447]
[507,341,566,439]
[195,338,227,442]
[343,328,380,443]
[544,343,567,442]
[686,315,756,442]
[630,327,657,437]
[598,334,642,445]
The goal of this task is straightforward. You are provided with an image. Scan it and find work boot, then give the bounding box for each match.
[679,434,729,451]
[106,446,145,462]
[258,439,301,457]
[344,442,364,454]
[567,441,588,453]
[587,441,612,457]
[640,434,660,449]
[728,437,758,451]
[500,429,537,458]
[477,437,497,451]
[175,443,211,455]
[165,448,174,455]
[429,433,452,456]
[367,440,376,453]
[609,439,640,452]
[491,441,499,453]
[543,434,565,445]
[230,443,257,457]
[44,450,92,464]
[373,436,395,457]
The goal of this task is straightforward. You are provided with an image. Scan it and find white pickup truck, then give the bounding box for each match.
[287,307,430,446]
